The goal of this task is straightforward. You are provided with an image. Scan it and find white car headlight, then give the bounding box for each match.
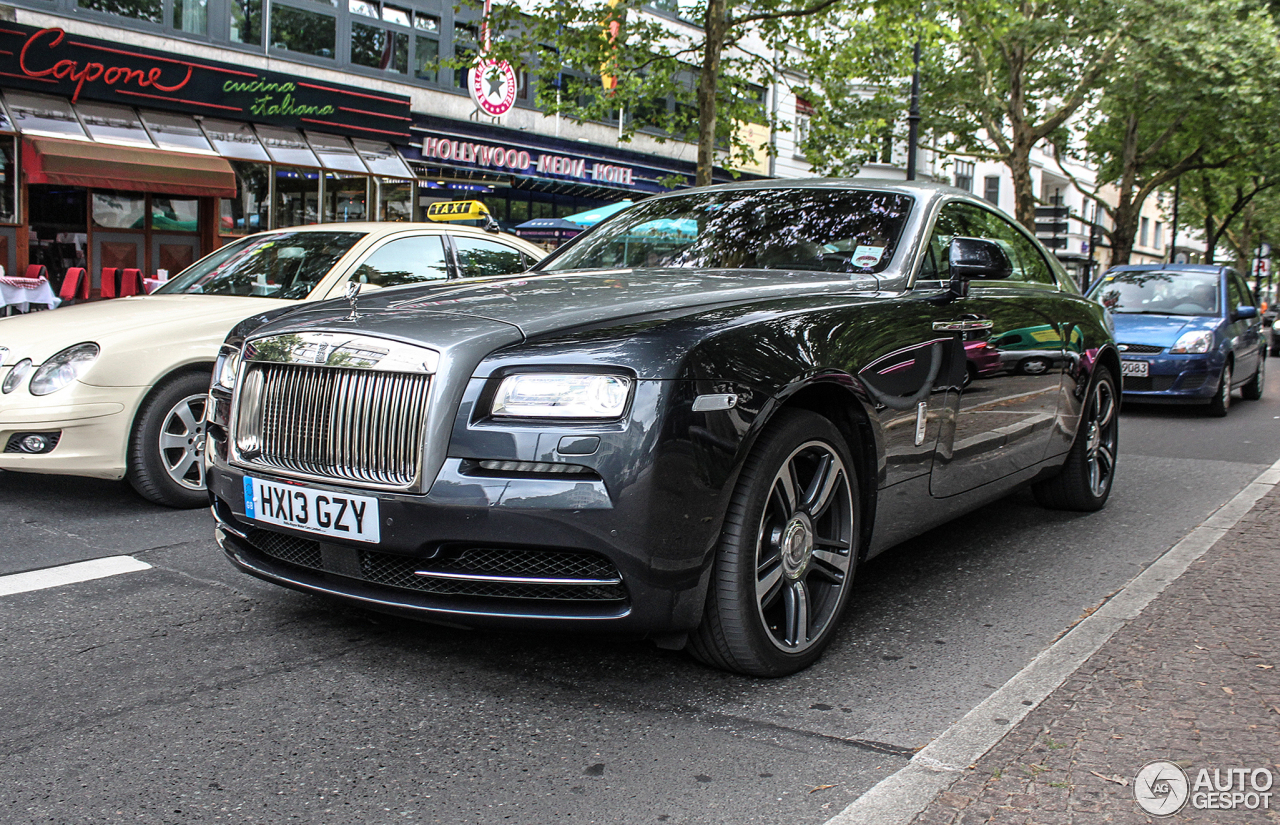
[492,373,632,419]
[1272,319,1280,332]
[213,345,242,391]
[1169,330,1213,354]
[29,344,100,396]
[2,358,31,394]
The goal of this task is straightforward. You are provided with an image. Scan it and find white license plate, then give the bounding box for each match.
[1121,359,1149,378]
[243,476,380,543]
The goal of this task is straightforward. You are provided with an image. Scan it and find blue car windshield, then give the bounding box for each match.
[540,188,913,275]
[1090,271,1220,317]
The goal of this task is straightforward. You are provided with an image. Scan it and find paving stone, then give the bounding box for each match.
[910,488,1280,825]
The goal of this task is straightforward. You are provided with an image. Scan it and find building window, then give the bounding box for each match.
[954,160,974,193]
[377,178,413,221]
[794,96,813,159]
[351,23,408,73]
[1154,221,1164,250]
[270,4,337,59]
[78,0,163,25]
[323,173,369,222]
[414,15,441,82]
[222,162,271,235]
[175,0,208,34]
[1140,216,1150,248]
[453,24,479,88]
[984,176,1000,206]
[230,0,262,45]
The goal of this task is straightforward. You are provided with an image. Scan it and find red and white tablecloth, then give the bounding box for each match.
[0,276,60,312]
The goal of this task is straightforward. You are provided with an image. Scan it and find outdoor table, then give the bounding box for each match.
[0,276,61,314]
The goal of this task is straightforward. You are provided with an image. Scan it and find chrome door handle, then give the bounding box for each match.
[933,319,994,332]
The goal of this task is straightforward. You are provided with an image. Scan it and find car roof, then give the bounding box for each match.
[245,221,545,255]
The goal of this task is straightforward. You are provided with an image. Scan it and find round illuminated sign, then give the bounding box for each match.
[468,59,518,117]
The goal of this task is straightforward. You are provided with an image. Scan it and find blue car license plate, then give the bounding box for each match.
[1121,359,1149,378]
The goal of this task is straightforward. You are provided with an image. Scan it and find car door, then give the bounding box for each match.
[1227,270,1261,382]
[925,201,1066,498]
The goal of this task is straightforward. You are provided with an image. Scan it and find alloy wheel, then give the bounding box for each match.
[754,441,855,652]
[1083,378,1117,499]
[159,393,208,490]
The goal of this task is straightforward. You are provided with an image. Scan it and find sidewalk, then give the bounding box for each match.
[910,487,1280,824]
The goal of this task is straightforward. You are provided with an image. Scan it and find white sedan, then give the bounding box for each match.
[0,222,544,507]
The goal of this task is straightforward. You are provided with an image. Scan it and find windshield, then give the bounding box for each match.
[1090,270,1221,317]
[542,188,913,275]
[154,231,366,299]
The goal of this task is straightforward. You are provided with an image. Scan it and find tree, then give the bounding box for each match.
[484,0,858,186]
[1178,156,1280,270]
[1060,0,1280,265]
[798,0,1124,230]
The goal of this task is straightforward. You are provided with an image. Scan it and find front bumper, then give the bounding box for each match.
[0,383,138,478]
[1118,353,1220,403]
[207,455,723,636]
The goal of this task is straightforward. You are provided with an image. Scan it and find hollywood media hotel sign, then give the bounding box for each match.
[420,136,637,187]
[0,23,412,140]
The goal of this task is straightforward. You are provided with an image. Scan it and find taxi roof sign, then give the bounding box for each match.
[426,200,491,222]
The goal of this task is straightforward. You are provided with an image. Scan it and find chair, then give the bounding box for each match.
[24,264,49,282]
[99,267,119,298]
[59,267,90,302]
[120,268,144,297]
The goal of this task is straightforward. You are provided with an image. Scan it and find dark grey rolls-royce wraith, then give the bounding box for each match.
[206,180,1120,676]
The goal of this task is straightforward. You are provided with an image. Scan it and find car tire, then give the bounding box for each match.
[688,409,860,677]
[1206,361,1232,417]
[1242,356,1265,401]
[126,371,211,508]
[1033,366,1118,512]
[1017,356,1052,376]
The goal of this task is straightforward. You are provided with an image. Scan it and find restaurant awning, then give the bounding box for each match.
[22,136,238,198]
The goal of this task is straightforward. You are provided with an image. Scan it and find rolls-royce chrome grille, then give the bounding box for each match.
[233,332,438,489]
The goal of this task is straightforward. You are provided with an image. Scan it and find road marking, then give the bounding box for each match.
[0,556,152,597]
[825,455,1280,825]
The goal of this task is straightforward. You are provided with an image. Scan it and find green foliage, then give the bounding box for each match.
[479,0,860,185]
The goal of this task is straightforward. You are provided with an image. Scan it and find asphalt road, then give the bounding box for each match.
[2,377,1278,825]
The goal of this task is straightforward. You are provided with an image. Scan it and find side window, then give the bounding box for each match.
[454,237,536,279]
[963,207,1057,286]
[1229,273,1252,308]
[353,235,449,287]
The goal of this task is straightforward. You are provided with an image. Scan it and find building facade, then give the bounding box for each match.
[0,0,731,290]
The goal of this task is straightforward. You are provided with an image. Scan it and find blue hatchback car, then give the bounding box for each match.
[1087,264,1265,416]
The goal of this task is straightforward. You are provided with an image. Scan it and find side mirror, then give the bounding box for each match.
[1234,304,1258,320]
[946,237,1013,298]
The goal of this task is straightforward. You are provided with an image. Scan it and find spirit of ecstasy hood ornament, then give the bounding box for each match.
[345,281,362,321]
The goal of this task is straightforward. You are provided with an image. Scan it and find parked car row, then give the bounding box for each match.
[1,179,1263,676]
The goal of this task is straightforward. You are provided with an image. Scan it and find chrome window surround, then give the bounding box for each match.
[229,331,441,492]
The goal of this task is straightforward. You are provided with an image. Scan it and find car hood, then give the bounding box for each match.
[1110,313,1220,349]
[268,268,875,342]
[0,295,298,365]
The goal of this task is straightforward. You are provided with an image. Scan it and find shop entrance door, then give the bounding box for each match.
[27,185,89,288]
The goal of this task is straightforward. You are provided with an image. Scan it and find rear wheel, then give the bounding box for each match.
[1033,366,1118,512]
[1242,355,1265,401]
[1206,361,1232,417]
[127,371,211,508]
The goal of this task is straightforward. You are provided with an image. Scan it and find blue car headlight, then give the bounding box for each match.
[1169,330,1213,354]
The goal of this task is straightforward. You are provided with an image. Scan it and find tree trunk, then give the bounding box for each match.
[1109,195,1140,266]
[696,0,726,187]
[1008,140,1037,231]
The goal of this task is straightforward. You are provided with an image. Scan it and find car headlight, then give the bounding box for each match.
[1169,330,1214,354]
[491,373,632,418]
[213,345,242,391]
[1272,319,1280,332]
[28,344,100,396]
[2,358,31,394]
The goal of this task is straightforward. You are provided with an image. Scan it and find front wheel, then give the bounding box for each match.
[1033,366,1118,512]
[688,409,860,677]
[1206,361,1232,417]
[127,371,211,508]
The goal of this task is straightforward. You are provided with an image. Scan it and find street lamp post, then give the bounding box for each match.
[906,39,921,181]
